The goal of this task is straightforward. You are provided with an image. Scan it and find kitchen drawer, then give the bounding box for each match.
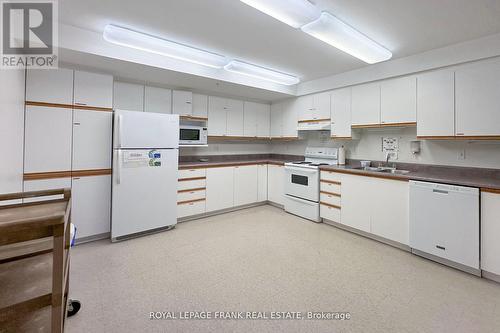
[321,204,341,223]
[179,168,206,179]
[178,199,206,218]
[178,178,206,191]
[321,171,342,183]
[178,189,206,202]
[320,192,341,206]
[320,181,341,194]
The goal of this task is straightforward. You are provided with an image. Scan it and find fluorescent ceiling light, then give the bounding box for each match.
[301,12,392,64]
[224,61,299,85]
[240,0,320,28]
[103,24,227,69]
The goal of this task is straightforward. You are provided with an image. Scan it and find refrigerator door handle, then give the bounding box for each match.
[117,150,122,184]
[117,114,123,148]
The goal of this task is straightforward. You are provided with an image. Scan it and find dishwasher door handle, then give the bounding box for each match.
[433,189,449,194]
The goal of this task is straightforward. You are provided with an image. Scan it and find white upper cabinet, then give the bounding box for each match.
[192,94,208,118]
[243,101,258,137]
[26,68,74,105]
[72,110,112,170]
[208,96,226,136]
[74,71,113,108]
[24,106,73,173]
[417,70,455,137]
[455,59,500,137]
[234,165,258,206]
[113,82,144,111]
[172,90,193,116]
[381,76,417,124]
[297,96,313,121]
[144,86,172,114]
[270,102,283,138]
[226,99,244,136]
[312,91,331,120]
[331,88,352,138]
[282,99,299,137]
[256,103,271,138]
[351,83,380,126]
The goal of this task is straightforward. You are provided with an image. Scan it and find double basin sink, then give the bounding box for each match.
[353,166,411,175]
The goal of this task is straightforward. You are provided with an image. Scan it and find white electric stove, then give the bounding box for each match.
[284,147,338,222]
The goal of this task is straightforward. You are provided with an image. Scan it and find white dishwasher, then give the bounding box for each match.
[409,181,479,273]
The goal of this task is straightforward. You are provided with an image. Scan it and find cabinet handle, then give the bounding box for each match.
[186,101,192,104]
[73,122,81,125]
[73,177,80,180]
[456,133,464,136]
[75,102,87,106]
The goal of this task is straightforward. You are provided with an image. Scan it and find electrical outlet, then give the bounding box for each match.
[458,149,466,160]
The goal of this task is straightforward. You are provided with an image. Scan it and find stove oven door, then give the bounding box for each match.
[284,166,319,202]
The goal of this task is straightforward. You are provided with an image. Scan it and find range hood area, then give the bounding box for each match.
[297,119,331,131]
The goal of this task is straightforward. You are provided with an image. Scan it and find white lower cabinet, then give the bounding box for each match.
[178,200,206,218]
[234,165,258,206]
[71,175,111,240]
[268,164,284,205]
[206,167,234,212]
[23,178,72,203]
[481,192,500,275]
[257,164,268,202]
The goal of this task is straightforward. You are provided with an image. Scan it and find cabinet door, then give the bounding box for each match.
[26,68,74,105]
[243,101,258,137]
[455,60,500,136]
[71,175,111,239]
[282,99,298,137]
[23,178,72,203]
[172,90,193,116]
[270,103,283,138]
[341,174,371,232]
[226,99,244,136]
[331,88,352,138]
[144,86,172,114]
[296,96,313,121]
[74,71,113,108]
[381,76,416,124]
[113,82,144,111]
[352,83,380,126]
[257,164,268,201]
[234,165,258,206]
[267,165,284,205]
[192,94,208,118]
[416,70,455,137]
[24,106,73,173]
[208,96,227,136]
[206,167,234,212]
[256,103,271,138]
[72,110,112,170]
[313,91,331,120]
[370,178,409,245]
[481,192,500,275]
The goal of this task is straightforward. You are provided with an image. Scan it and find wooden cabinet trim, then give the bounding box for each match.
[71,169,112,177]
[320,168,410,182]
[297,118,331,123]
[25,101,112,112]
[177,187,206,193]
[331,136,353,139]
[72,105,113,112]
[178,176,206,182]
[352,122,416,129]
[320,191,341,197]
[418,136,500,140]
[482,188,500,194]
[177,198,206,205]
[24,171,72,181]
[180,115,208,121]
[416,136,457,140]
[320,179,341,185]
[320,202,341,209]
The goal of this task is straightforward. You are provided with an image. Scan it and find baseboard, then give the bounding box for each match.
[482,270,500,283]
[411,249,481,276]
[178,201,268,223]
[322,218,411,252]
[111,225,176,242]
[75,232,110,245]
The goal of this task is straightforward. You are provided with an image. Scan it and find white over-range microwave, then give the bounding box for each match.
[179,125,208,146]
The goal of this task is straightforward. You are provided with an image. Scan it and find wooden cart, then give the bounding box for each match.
[0,189,72,332]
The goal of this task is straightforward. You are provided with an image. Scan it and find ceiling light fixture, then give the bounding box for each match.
[103,24,228,69]
[240,0,320,29]
[224,60,300,86]
[301,12,392,64]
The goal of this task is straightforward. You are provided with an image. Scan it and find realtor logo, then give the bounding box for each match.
[1,0,58,68]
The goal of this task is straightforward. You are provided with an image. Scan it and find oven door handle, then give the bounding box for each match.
[284,166,318,174]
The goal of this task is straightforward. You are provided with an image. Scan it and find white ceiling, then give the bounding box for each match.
[58,0,500,94]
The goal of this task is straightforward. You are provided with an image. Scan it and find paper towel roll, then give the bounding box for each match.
[338,146,346,165]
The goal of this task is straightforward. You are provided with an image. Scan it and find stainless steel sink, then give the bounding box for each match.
[352,166,410,175]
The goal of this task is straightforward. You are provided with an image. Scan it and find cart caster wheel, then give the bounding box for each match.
[67,299,81,317]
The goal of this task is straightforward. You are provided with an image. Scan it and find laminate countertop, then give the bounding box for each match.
[178,154,303,169]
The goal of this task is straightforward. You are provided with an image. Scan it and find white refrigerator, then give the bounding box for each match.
[111,110,179,241]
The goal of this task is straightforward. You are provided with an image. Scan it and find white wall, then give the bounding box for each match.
[180,142,271,156]
[271,129,500,169]
[0,70,25,196]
